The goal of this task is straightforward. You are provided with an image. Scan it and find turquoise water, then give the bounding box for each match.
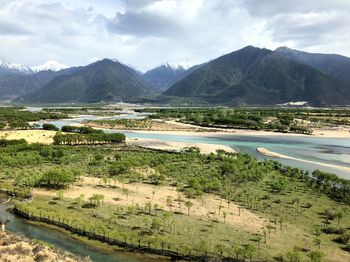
[123,132,350,179]
[44,114,350,179]
[4,112,348,260]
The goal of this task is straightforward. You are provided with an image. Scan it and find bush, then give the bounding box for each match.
[322,226,346,235]
[335,232,350,244]
[42,123,59,131]
[0,139,27,147]
[37,169,76,189]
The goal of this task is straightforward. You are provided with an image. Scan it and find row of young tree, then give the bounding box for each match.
[53,132,125,145]
[42,124,103,134]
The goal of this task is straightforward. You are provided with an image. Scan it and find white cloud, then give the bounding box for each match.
[0,0,349,69]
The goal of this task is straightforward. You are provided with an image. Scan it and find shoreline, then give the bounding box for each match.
[86,122,350,139]
[126,137,236,154]
[256,147,350,173]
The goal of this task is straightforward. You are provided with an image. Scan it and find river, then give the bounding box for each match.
[3,108,348,261]
[39,111,350,179]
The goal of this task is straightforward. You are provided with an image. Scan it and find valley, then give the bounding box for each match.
[0,106,349,262]
[2,1,350,261]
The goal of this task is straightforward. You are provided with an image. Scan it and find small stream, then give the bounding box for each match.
[0,198,151,262]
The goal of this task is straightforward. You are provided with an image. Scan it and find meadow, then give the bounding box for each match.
[0,141,348,261]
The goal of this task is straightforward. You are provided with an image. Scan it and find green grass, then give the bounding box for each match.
[1,143,349,261]
[17,195,264,259]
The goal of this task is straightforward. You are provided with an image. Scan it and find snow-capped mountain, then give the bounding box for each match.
[142,61,197,91]
[31,60,68,72]
[162,62,193,70]
[0,60,32,75]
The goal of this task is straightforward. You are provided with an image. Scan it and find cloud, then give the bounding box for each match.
[239,0,350,50]
[107,11,184,37]
[0,0,349,68]
[0,21,32,35]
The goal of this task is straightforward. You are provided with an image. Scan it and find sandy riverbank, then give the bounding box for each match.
[89,117,350,138]
[256,147,350,173]
[127,138,235,154]
[119,126,350,139]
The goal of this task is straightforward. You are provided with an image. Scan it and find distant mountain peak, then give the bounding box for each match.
[161,62,193,70]
[31,61,68,72]
[20,57,152,103]
[0,59,32,75]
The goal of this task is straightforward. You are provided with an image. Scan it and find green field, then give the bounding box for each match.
[0,141,348,261]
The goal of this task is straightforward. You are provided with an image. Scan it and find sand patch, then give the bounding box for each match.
[257,147,350,173]
[127,138,235,154]
[0,130,56,144]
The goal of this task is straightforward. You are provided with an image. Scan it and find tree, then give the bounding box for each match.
[101,175,109,187]
[308,250,324,262]
[313,237,321,249]
[214,243,226,257]
[176,194,182,212]
[38,169,76,189]
[197,239,209,256]
[256,234,262,250]
[166,196,173,211]
[243,244,256,260]
[122,188,130,200]
[89,194,105,206]
[223,211,227,224]
[56,190,64,200]
[42,123,59,131]
[263,229,267,243]
[286,247,302,262]
[185,200,193,216]
[334,212,343,225]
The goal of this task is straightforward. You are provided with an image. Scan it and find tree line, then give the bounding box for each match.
[53,132,125,145]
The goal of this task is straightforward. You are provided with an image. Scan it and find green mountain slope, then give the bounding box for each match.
[165,46,350,106]
[19,59,153,103]
[0,68,76,101]
[275,46,350,86]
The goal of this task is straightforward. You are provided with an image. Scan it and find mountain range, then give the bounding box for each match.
[142,62,203,91]
[275,47,350,87]
[165,46,350,106]
[2,46,350,106]
[18,59,152,103]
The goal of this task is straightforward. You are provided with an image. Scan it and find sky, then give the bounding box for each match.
[0,0,349,71]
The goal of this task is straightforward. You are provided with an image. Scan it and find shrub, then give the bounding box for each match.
[42,123,59,131]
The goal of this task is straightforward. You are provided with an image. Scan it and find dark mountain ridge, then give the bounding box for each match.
[0,68,77,101]
[165,46,350,106]
[18,59,153,103]
[275,46,350,87]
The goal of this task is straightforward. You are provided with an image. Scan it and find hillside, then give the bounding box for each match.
[275,47,350,86]
[165,46,350,106]
[0,68,76,101]
[19,59,153,103]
